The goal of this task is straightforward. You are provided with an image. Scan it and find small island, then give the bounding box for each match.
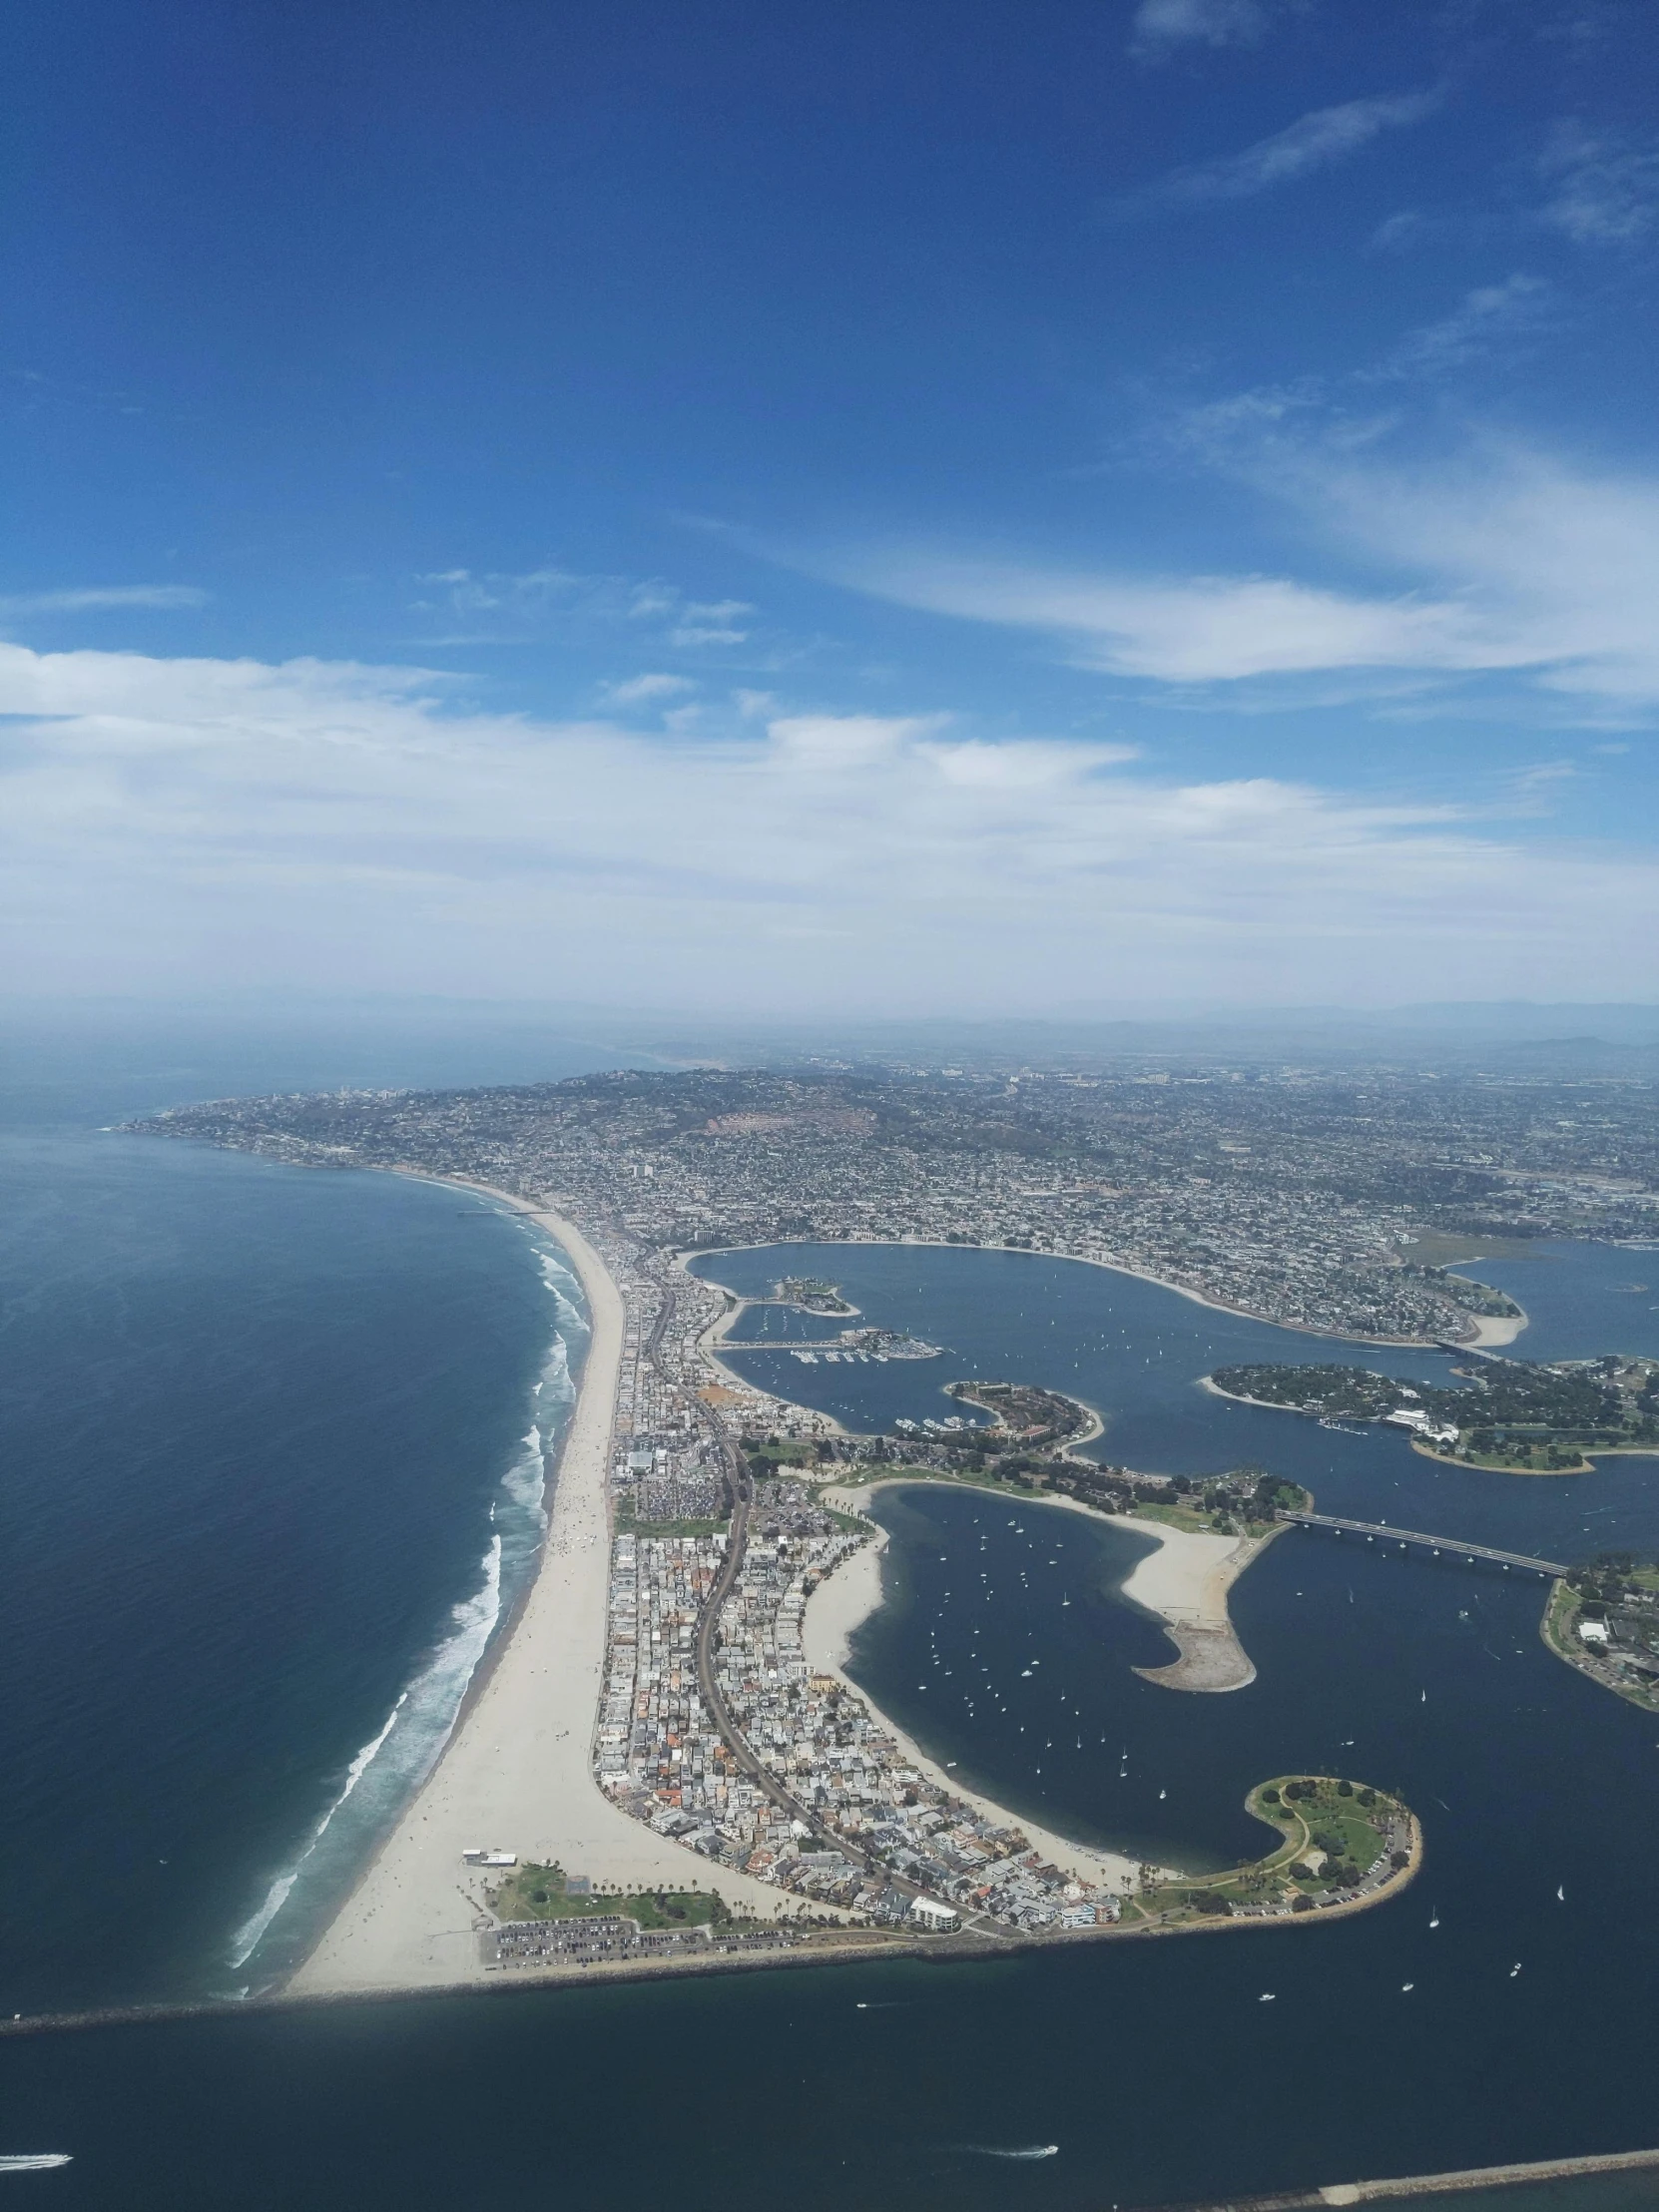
[1210,1356,1659,1474]
[1543,1555,1659,1711]
[1130,1776,1419,1928]
[788,1325,940,1365]
[772,1275,857,1316]
[942,1377,1101,1450]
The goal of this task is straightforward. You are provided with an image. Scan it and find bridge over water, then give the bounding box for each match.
[1277,1509,1567,1579]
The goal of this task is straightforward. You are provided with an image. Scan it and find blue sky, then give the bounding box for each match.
[5,0,1658,1013]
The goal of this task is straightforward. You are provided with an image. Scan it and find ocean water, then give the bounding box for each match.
[9,1199,1659,2207]
[0,1131,585,2010]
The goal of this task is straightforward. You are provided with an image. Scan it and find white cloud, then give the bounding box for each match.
[669,598,755,648]
[1369,275,1557,380]
[1111,89,1443,215]
[595,673,697,706]
[2,642,1655,1010]
[1130,0,1286,56]
[410,568,760,652]
[1538,120,1659,244]
[836,440,1659,709]
[838,555,1533,684]
[0,585,208,616]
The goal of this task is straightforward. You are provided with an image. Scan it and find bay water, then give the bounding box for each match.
[6,1139,1659,2206]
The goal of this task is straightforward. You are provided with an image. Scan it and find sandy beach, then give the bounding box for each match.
[822,1472,1267,1693]
[287,1184,808,1997]
[1464,1307,1528,1348]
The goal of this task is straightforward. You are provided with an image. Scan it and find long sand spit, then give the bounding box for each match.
[287,1181,815,1998]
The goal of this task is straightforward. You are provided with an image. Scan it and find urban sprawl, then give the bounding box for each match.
[144,1063,1657,1941]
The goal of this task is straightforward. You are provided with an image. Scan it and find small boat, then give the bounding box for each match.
[1557,1885,1565,1901]
[1259,1992,1276,2003]
[1429,1914,1440,1929]
[1510,1962,1523,1977]
[1158,1788,1167,1801]
[1401,1982,1414,1993]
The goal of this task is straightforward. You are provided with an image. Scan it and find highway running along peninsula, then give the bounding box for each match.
[281,1177,1419,1998]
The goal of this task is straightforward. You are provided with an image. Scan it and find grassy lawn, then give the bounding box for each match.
[490,1863,755,1930]
[615,1511,731,1538]
[1127,1498,1282,1538]
[1131,1776,1410,1926]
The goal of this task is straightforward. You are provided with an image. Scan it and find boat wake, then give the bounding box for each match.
[0,2155,72,2173]
[956,2144,1060,2160]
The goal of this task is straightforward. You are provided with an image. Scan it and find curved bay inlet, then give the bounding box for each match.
[12,1222,1659,2210]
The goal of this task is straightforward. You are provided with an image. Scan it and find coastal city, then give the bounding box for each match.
[145,1063,1659,1347]
[134,1066,1479,1952]
[554,1223,1138,1935]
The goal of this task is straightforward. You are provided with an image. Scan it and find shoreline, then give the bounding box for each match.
[800,1471,1278,1883]
[1203,1374,1652,1478]
[684,1238,1528,1353]
[691,1279,850,1432]
[283,1176,810,1999]
[823,1472,1270,1693]
[800,1522,1150,1894]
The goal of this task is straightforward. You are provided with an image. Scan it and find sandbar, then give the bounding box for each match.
[287,1182,812,1997]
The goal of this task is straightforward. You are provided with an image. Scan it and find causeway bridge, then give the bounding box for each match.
[1276,1509,1567,1579]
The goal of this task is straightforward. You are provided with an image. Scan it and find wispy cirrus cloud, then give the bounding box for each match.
[594,672,698,708]
[0,584,208,617]
[408,566,757,650]
[1108,88,1444,217]
[1367,273,1559,380]
[825,439,1659,710]
[1538,119,1659,244]
[1129,0,1301,58]
[836,556,1525,684]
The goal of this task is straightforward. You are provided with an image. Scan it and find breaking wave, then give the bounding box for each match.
[225,1204,587,1984]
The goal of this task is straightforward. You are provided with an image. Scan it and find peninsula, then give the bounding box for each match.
[133,1065,1570,1990]
[274,1175,1358,1989]
[1210,1357,1659,1474]
[1543,1554,1659,1710]
[135,1063,1659,1348]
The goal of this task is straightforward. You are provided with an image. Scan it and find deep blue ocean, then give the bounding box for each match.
[7,1062,1659,2209]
